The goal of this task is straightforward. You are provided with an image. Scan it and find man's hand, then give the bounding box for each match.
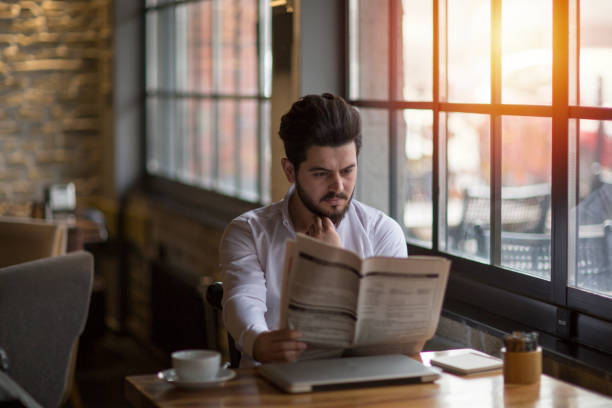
[305,216,342,247]
[252,329,307,363]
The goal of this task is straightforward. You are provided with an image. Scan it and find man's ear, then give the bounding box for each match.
[281,157,296,183]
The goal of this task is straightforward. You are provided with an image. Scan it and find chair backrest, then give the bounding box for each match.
[205,282,242,368]
[449,184,550,255]
[0,251,93,408]
[461,184,550,231]
[0,216,67,268]
[474,224,611,290]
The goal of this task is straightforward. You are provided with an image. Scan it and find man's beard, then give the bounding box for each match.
[295,180,353,226]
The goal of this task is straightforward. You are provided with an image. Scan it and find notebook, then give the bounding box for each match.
[429,349,503,375]
[256,354,440,393]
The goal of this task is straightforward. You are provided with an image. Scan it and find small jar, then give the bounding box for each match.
[502,346,542,384]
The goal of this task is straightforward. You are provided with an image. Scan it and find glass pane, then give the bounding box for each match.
[579,0,612,108]
[260,101,272,203]
[218,100,237,195]
[146,97,161,174]
[444,113,491,260]
[161,98,177,176]
[239,100,258,201]
[349,0,389,100]
[175,3,189,92]
[355,108,389,213]
[219,0,238,94]
[400,110,433,247]
[180,2,205,93]
[195,100,213,188]
[175,99,189,182]
[400,0,432,101]
[501,0,552,105]
[146,11,158,91]
[195,1,213,93]
[571,119,612,296]
[238,0,258,95]
[158,7,174,91]
[446,0,490,103]
[187,99,202,184]
[501,116,552,279]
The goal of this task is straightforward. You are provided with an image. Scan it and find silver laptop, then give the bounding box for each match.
[256,354,440,393]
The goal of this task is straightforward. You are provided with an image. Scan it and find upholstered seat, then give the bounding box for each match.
[0,251,93,408]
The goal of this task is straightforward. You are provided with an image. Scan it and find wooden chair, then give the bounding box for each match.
[0,216,67,268]
[205,282,242,368]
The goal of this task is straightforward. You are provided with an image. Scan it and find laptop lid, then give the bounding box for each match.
[256,354,440,393]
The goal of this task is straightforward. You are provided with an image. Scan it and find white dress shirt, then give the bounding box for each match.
[219,186,408,366]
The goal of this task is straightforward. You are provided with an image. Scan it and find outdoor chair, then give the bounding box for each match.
[449,184,550,254]
[474,222,612,291]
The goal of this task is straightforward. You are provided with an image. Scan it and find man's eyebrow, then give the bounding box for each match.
[306,164,356,172]
[307,166,330,172]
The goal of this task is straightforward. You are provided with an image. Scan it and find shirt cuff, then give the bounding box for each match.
[240,325,269,361]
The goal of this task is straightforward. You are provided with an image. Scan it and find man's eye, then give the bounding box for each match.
[341,168,353,176]
[314,172,326,177]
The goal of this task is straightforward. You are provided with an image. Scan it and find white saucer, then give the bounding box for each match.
[157,368,236,389]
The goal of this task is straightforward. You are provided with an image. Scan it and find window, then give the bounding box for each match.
[349,0,612,349]
[145,0,271,203]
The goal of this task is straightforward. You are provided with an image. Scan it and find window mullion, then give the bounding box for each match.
[389,0,399,220]
[433,0,441,252]
[490,0,502,266]
[234,0,242,193]
[552,0,570,306]
[258,0,272,202]
[212,0,221,186]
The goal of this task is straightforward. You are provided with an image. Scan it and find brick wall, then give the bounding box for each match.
[0,0,112,207]
[120,192,228,356]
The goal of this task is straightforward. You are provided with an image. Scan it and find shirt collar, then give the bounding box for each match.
[280,185,295,232]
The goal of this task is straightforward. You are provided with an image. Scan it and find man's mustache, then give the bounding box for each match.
[320,192,348,202]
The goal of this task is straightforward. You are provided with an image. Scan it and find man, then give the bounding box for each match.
[220,93,407,366]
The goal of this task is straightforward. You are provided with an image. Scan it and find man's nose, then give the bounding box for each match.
[329,172,344,191]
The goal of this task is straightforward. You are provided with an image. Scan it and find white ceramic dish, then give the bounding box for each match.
[157,367,236,390]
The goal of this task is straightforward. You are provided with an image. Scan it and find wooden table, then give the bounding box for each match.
[124,351,611,407]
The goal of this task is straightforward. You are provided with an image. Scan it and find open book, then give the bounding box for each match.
[279,233,451,357]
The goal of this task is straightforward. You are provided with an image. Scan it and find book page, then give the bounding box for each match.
[285,233,363,348]
[353,256,450,346]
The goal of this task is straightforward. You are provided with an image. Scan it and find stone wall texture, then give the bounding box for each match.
[0,0,112,207]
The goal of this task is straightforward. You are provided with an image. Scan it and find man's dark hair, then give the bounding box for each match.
[279,93,362,170]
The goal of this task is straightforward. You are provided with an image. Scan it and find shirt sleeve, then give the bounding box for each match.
[371,214,408,257]
[219,218,269,361]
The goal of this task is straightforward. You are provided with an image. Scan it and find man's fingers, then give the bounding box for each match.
[270,340,307,360]
[315,216,323,230]
[267,329,303,340]
[255,331,307,363]
[322,217,335,230]
[268,348,304,362]
[274,341,306,351]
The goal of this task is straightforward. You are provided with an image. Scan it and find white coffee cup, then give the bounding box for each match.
[171,349,221,382]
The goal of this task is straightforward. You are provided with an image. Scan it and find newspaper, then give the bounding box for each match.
[279,233,451,357]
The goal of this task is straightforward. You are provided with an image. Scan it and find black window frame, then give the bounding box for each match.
[347,0,612,358]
